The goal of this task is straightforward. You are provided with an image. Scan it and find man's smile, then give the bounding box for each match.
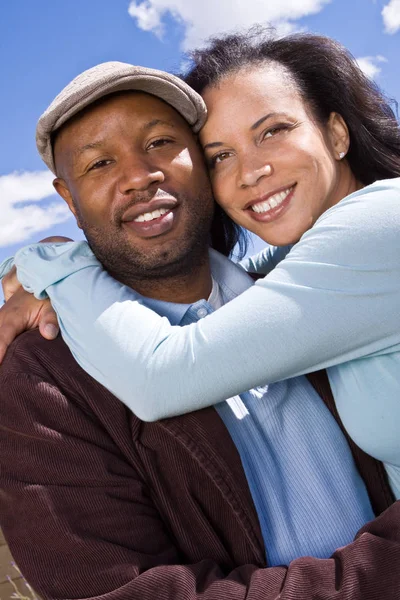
[122,206,180,239]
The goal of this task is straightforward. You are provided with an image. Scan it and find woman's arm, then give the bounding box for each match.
[14,180,400,421]
[240,244,292,275]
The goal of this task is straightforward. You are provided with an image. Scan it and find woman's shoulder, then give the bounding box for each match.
[319,177,400,223]
[312,177,400,234]
[290,178,400,266]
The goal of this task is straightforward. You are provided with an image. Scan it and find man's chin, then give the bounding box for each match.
[82,202,213,285]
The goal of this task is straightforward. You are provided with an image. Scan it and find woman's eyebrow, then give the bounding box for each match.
[250,112,287,130]
[203,112,290,150]
[203,141,223,150]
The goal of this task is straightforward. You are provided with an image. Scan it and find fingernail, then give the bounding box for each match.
[44,324,58,338]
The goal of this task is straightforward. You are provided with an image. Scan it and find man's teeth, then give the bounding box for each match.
[251,187,293,214]
[134,207,169,223]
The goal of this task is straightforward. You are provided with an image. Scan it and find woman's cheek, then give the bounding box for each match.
[211,173,230,209]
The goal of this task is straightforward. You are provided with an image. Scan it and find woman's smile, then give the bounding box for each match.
[246,184,296,223]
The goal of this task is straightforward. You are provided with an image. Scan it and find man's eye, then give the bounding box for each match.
[88,159,112,171]
[147,138,173,150]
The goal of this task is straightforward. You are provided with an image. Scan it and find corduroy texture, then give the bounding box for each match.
[36,61,207,173]
[0,330,400,600]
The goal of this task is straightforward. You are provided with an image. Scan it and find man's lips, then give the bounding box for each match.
[122,197,180,239]
[122,197,178,223]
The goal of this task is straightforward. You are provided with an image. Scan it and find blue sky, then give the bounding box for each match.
[1,0,399,282]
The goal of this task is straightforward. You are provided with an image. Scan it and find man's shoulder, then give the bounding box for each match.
[0,329,143,438]
[0,329,79,380]
[0,329,110,407]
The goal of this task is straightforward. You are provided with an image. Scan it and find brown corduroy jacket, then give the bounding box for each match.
[0,330,400,600]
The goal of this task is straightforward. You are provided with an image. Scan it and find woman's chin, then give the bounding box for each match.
[248,224,302,248]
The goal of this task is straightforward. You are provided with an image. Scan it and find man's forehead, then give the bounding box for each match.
[54,91,189,152]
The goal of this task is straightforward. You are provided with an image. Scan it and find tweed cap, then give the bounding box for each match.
[36,61,207,174]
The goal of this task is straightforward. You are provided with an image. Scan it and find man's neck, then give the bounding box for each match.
[125,258,213,304]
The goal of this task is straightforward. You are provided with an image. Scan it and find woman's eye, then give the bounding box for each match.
[209,151,232,167]
[262,124,288,140]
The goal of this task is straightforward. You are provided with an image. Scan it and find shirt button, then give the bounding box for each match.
[197,307,208,318]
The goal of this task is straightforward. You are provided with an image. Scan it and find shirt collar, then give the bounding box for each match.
[141,249,254,325]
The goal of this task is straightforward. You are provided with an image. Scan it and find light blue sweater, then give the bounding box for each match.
[7,178,400,497]
[0,247,375,566]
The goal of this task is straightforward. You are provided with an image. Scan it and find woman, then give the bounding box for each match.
[6,30,400,502]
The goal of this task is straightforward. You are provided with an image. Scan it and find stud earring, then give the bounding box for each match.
[339,151,346,159]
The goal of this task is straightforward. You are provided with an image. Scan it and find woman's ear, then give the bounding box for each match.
[53,178,82,229]
[327,112,350,160]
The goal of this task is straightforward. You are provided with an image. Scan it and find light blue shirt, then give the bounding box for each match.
[0,246,375,565]
[5,178,400,501]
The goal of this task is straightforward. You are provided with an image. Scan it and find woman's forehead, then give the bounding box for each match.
[203,65,301,110]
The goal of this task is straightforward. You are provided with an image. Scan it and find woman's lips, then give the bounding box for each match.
[246,185,296,224]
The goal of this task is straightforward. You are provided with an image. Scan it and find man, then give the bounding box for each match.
[0,62,399,600]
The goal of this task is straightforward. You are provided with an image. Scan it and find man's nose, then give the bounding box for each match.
[118,155,164,193]
[237,155,273,189]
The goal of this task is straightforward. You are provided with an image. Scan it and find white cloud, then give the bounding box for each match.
[128,1,164,36]
[382,0,400,34]
[355,55,388,79]
[128,0,331,50]
[0,170,71,247]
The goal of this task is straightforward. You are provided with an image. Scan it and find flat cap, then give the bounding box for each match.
[36,61,207,174]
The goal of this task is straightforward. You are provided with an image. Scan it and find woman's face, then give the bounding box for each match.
[200,64,360,246]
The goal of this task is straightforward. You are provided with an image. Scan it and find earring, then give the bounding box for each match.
[339,151,346,159]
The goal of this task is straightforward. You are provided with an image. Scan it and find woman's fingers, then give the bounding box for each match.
[0,290,57,363]
[2,265,21,302]
[38,302,60,340]
[39,236,74,243]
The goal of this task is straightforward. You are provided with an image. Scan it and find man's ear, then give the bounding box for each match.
[327,112,350,160]
[53,178,82,229]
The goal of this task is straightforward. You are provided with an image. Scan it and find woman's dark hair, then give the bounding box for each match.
[210,202,249,258]
[184,27,400,185]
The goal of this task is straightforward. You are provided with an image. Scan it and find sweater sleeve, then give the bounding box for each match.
[0,256,15,280]
[14,180,400,421]
[239,244,292,275]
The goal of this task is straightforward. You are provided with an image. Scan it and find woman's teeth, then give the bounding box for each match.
[134,207,169,223]
[251,187,293,214]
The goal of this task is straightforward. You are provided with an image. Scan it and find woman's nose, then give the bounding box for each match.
[238,159,273,189]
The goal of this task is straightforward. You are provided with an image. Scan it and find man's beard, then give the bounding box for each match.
[76,190,215,289]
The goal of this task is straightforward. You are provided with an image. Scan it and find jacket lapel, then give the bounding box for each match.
[159,406,266,563]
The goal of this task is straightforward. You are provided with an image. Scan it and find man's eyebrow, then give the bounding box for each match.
[73,120,176,157]
[203,113,289,150]
[143,118,176,130]
[74,141,104,157]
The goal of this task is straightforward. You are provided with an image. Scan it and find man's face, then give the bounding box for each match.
[53,92,214,284]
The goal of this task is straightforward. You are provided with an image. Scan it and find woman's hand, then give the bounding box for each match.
[0,288,59,363]
[2,264,21,302]
[0,236,72,362]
